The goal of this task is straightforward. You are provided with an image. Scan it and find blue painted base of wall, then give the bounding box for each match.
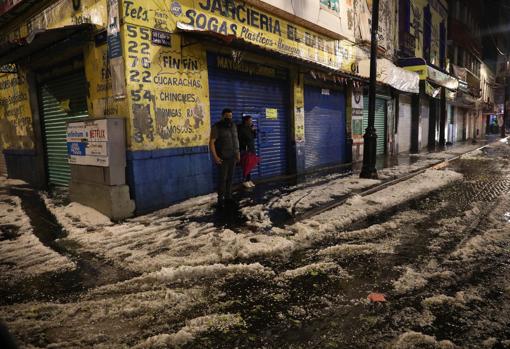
[3,149,44,187]
[294,143,306,174]
[127,146,215,214]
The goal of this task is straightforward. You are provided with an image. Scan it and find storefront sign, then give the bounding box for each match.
[151,29,172,46]
[66,119,110,166]
[122,0,357,73]
[266,108,278,120]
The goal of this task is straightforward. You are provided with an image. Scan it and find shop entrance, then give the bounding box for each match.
[304,85,346,169]
[38,67,88,187]
[207,53,290,179]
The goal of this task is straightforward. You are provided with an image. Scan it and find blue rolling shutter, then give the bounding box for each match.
[363,96,387,155]
[207,53,290,179]
[304,85,346,169]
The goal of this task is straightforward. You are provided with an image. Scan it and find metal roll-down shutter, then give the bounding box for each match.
[39,71,88,186]
[304,85,346,169]
[207,53,290,179]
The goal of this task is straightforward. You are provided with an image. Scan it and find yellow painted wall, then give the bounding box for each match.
[0,68,34,149]
[410,0,447,61]
[121,24,210,150]
[120,0,358,150]
[0,0,107,43]
[84,41,129,120]
[0,0,111,150]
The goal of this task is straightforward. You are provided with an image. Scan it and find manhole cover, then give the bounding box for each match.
[0,224,20,241]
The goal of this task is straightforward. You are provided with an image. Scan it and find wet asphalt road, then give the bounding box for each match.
[184,145,510,349]
[2,142,510,348]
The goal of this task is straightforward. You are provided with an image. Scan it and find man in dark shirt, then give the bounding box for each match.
[210,108,240,207]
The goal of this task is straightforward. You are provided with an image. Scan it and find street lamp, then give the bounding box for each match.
[360,0,380,179]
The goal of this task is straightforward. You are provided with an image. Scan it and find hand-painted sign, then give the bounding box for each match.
[122,0,357,73]
[123,24,210,150]
[66,119,110,166]
[0,69,34,150]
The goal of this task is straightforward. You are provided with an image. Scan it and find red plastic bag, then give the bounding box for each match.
[240,152,260,177]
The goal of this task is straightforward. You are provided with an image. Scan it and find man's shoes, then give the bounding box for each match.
[242,181,251,188]
[247,181,255,187]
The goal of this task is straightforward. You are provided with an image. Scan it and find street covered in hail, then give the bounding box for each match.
[2,140,510,348]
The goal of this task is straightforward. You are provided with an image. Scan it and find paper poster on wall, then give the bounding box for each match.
[295,107,305,143]
[66,119,110,167]
[352,109,364,135]
[266,108,278,120]
[320,0,340,14]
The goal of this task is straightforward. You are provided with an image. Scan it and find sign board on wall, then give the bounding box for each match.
[352,92,364,136]
[66,119,110,166]
[122,0,357,73]
[123,26,210,150]
[0,69,34,150]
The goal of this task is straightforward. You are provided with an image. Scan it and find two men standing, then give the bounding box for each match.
[209,109,258,207]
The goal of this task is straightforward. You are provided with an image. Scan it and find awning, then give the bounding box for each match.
[399,58,459,91]
[176,22,367,82]
[358,58,420,93]
[448,91,481,108]
[0,23,94,66]
[425,81,441,99]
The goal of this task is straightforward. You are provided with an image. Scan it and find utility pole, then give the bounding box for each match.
[439,88,446,147]
[360,0,379,179]
[502,76,508,138]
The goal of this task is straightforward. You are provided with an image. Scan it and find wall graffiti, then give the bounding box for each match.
[0,69,34,150]
[123,23,210,150]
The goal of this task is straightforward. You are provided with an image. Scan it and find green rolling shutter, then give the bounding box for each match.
[0,145,7,177]
[363,96,387,155]
[40,72,88,186]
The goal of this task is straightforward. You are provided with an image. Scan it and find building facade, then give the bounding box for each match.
[2,0,496,217]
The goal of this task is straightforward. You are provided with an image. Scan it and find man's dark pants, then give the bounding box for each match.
[218,157,236,202]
